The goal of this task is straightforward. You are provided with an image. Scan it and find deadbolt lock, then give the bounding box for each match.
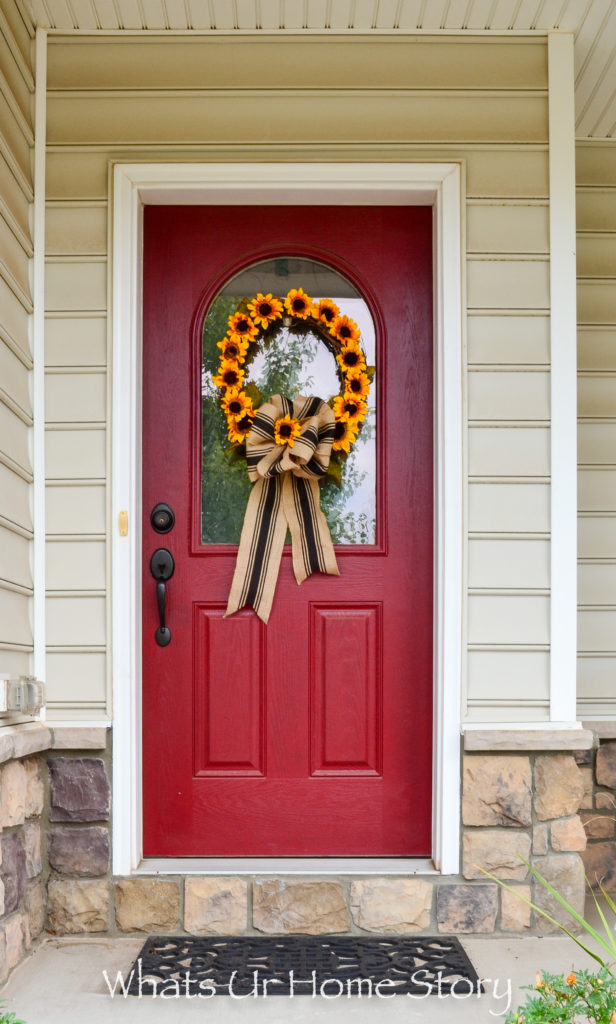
[151,502,175,534]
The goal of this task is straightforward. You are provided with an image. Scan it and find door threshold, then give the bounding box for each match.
[134,857,437,875]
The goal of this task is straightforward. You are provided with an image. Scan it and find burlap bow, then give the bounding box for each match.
[226,395,340,623]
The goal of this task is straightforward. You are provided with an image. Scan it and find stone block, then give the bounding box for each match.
[24,758,44,818]
[4,915,25,969]
[596,742,616,789]
[48,758,110,822]
[596,792,616,811]
[48,827,110,877]
[551,816,587,852]
[115,880,180,932]
[0,761,26,827]
[533,824,548,855]
[501,886,531,931]
[1,834,26,916]
[23,823,42,878]
[463,830,530,880]
[52,727,108,750]
[11,726,51,759]
[47,878,110,934]
[532,854,585,933]
[184,878,247,935]
[462,756,531,827]
[253,880,349,935]
[581,842,616,891]
[437,884,498,934]
[0,928,7,983]
[25,881,45,941]
[574,748,594,764]
[580,766,594,810]
[581,813,614,840]
[535,756,584,821]
[350,879,432,933]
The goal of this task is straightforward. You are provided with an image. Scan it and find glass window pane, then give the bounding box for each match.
[201,257,376,545]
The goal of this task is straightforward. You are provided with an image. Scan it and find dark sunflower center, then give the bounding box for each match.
[343,351,360,367]
[278,423,293,439]
[236,319,250,334]
[223,370,240,386]
[339,325,352,339]
[348,377,361,393]
[321,307,334,321]
[228,400,242,415]
[292,299,306,313]
[345,402,358,417]
[226,343,239,358]
[258,303,272,317]
[334,421,347,441]
[237,415,252,433]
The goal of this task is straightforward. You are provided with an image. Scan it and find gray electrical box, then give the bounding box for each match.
[0,676,45,717]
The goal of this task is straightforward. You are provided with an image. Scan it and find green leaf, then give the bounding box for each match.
[324,458,342,486]
[243,381,263,407]
[366,365,376,381]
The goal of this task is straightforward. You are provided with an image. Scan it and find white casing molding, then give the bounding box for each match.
[111,162,464,875]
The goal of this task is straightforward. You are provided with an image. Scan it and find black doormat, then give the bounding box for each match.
[124,934,482,997]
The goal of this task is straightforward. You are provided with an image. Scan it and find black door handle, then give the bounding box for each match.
[150,548,174,646]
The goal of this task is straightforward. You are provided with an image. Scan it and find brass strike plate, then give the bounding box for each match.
[119,510,128,536]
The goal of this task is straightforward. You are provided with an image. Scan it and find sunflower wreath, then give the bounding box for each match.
[211,286,374,482]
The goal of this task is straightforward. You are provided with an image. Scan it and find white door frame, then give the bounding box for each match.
[110,162,464,875]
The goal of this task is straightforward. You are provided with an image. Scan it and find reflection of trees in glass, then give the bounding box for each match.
[202,295,376,545]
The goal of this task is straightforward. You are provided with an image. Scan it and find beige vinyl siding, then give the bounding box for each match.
[576,140,616,720]
[0,0,33,678]
[45,33,550,721]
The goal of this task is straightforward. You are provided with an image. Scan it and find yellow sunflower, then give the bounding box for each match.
[336,340,366,374]
[221,389,254,421]
[344,369,371,400]
[212,359,245,390]
[312,298,340,327]
[217,335,249,362]
[284,288,312,320]
[227,312,258,343]
[332,418,358,454]
[332,395,367,427]
[274,414,302,448]
[247,293,283,329]
[228,411,255,444]
[331,314,361,345]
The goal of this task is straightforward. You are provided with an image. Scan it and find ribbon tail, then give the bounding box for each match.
[225,476,287,624]
[283,474,340,585]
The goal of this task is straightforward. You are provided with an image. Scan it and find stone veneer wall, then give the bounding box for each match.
[3,726,616,980]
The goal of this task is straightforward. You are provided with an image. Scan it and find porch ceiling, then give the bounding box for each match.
[23,0,616,139]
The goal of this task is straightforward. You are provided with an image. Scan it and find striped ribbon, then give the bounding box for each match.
[226,395,340,623]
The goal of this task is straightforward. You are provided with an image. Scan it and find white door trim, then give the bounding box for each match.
[111,162,464,875]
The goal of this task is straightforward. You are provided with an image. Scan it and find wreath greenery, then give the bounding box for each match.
[211,287,374,482]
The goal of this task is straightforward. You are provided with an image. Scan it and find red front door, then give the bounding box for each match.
[142,205,433,856]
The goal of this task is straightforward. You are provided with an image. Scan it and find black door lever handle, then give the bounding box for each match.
[150,548,174,646]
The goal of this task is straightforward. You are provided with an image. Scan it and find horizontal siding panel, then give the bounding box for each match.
[45,372,106,424]
[0,523,30,588]
[577,281,616,324]
[0,402,30,472]
[0,274,31,349]
[0,3,33,71]
[0,337,30,415]
[468,259,550,310]
[47,38,548,91]
[578,328,616,371]
[45,316,106,366]
[45,651,106,704]
[468,538,550,589]
[577,235,616,278]
[576,191,616,233]
[578,376,616,418]
[46,205,107,255]
[578,564,616,606]
[466,150,548,199]
[46,595,105,646]
[0,589,31,646]
[0,150,31,240]
[467,203,549,254]
[579,517,616,559]
[578,609,616,652]
[46,540,105,591]
[0,650,30,675]
[578,422,616,465]
[468,371,550,421]
[0,210,30,296]
[469,482,550,532]
[0,32,31,127]
[46,151,108,200]
[469,426,549,476]
[45,260,106,312]
[576,144,616,187]
[0,461,31,531]
[46,484,105,535]
[578,469,616,511]
[0,88,32,182]
[46,428,105,479]
[467,650,549,701]
[46,94,548,146]
[469,594,549,645]
[467,315,549,365]
[577,656,616,697]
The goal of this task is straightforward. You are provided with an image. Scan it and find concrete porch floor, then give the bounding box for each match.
[0,922,606,1024]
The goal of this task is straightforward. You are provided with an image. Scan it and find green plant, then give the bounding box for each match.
[505,967,616,1023]
[0,1002,25,1024]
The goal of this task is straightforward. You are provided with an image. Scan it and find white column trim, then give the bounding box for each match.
[548,33,578,723]
[111,162,464,875]
[32,28,47,702]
